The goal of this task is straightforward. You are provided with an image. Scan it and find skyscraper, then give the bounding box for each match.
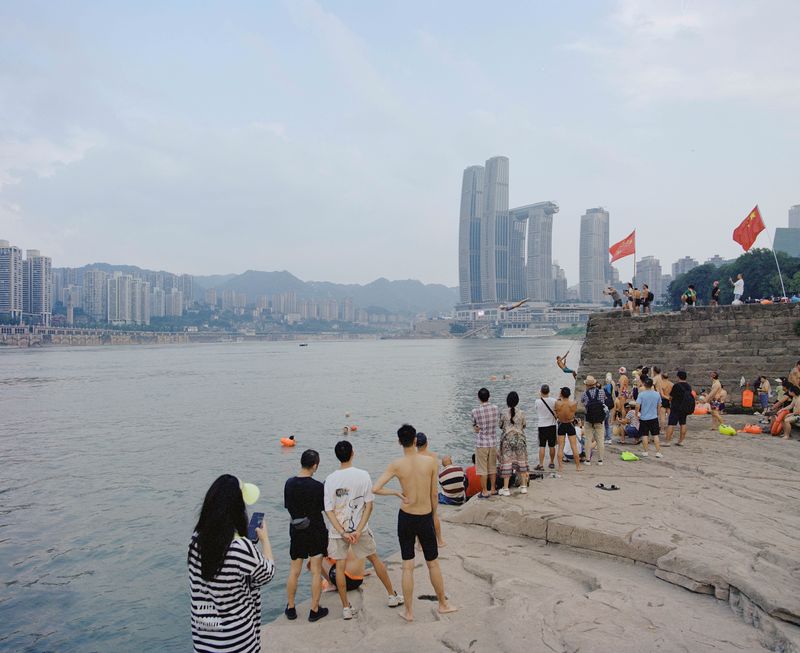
[789,205,800,229]
[481,156,510,302]
[107,273,133,324]
[83,269,108,321]
[671,256,699,278]
[510,202,559,302]
[458,165,484,304]
[579,208,610,303]
[22,250,52,325]
[552,262,568,302]
[0,240,23,320]
[636,255,663,301]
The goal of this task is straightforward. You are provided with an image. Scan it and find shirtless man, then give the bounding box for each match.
[556,350,577,380]
[554,387,582,472]
[658,372,673,433]
[706,372,723,430]
[789,360,800,389]
[415,432,445,547]
[373,424,457,622]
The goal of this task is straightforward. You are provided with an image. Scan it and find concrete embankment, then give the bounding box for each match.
[578,303,800,393]
[261,416,800,652]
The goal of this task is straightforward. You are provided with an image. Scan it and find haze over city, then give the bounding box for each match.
[2,0,799,286]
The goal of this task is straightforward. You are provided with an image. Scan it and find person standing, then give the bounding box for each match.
[636,378,664,458]
[324,441,402,620]
[758,376,771,413]
[642,284,654,314]
[498,391,529,495]
[373,424,457,622]
[284,450,329,622]
[189,475,275,653]
[707,372,723,430]
[438,455,467,505]
[666,371,694,445]
[534,384,558,471]
[659,372,673,431]
[605,286,623,309]
[554,387,582,472]
[580,376,606,465]
[471,388,499,499]
[710,280,721,306]
[730,273,744,303]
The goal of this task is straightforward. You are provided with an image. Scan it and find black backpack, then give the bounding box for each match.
[603,383,615,410]
[675,382,695,414]
[585,389,606,424]
[647,291,654,303]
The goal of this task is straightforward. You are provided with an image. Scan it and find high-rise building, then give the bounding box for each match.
[579,208,610,303]
[22,250,52,325]
[481,156,510,302]
[342,298,355,322]
[552,262,568,302]
[510,202,559,302]
[0,240,23,320]
[166,288,184,317]
[774,228,800,258]
[83,269,108,321]
[661,273,673,299]
[671,256,699,278]
[636,255,662,301]
[107,273,133,324]
[131,278,150,326]
[789,205,800,229]
[180,274,193,308]
[151,287,166,318]
[204,288,217,307]
[458,165,484,304]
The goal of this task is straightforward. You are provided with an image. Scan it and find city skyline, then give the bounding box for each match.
[1,2,798,287]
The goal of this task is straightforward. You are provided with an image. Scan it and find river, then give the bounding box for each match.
[0,337,577,652]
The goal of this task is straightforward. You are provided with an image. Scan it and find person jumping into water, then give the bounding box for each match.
[556,351,577,380]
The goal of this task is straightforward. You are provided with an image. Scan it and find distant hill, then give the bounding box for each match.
[62,265,458,315]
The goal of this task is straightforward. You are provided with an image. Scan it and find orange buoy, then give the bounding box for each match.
[693,406,709,415]
[280,436,296,447]
[742,424,762,434]
[349,425,358,432]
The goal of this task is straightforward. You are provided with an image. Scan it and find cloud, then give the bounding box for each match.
[568,0,800,108]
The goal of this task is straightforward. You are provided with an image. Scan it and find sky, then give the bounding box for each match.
[1,0,799,286]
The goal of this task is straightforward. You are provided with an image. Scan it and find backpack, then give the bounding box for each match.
[647,291,654,303]
[603,383,615,410]
[585,389,606,424]
[673,382,695,415]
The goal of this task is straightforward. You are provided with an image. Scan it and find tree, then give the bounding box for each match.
[668,249,800,308]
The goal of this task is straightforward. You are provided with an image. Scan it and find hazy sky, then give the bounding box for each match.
[2,0,798,286]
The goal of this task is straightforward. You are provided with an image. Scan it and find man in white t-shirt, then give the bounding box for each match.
[730,273,744,303]
[534,384,558,471]
[324,440,402,620]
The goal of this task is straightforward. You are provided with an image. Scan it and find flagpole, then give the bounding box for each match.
[759,206,787,299]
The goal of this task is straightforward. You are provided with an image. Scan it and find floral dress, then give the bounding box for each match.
[498,407,529,477]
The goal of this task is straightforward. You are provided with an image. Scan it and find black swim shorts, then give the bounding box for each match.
[538,425,557,448]
[557,422,576,436]
[661,397,670,409]
[398,510,438,561]
[668,411,687,426]
[328,565,363,591]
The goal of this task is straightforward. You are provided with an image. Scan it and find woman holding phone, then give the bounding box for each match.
[188,474,275,653]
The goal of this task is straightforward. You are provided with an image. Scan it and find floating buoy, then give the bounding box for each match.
[349,425,358,432]
[345,412,351,418]
[742,424,762,434]
[719,424,736,436]
[489,375,497,381]
[693,406,709,415]
[280,436,296,447]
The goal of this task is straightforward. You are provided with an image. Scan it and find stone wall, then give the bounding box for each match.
[578,303,800,397]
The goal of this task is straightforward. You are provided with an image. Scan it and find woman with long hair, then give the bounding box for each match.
[498,391,529,496]
[189,474,275,653]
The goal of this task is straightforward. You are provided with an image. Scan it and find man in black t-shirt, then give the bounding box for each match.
[665,371,693,446]
[710,281,721,306]
[284,449,329,622]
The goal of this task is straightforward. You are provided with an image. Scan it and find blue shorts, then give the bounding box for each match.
[562,367,574,374]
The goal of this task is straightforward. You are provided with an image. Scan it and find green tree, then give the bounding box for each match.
[668,249,800,308]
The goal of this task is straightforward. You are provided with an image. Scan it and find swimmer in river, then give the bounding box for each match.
[556,351,577,380]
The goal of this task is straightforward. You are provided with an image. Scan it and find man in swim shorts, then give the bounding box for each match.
[373,424,457,622]
[554,387,582,472]
[556,351,577,379]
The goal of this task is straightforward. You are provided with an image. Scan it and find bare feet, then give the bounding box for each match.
[400,612,414,622]
[575,465,583,471]
[438,603,459,615]
[437,540,447,547]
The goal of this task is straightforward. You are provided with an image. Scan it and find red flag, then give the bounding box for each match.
[733,205,765,251]
[609,230,636,263]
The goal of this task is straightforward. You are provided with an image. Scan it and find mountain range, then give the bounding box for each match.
[65,264,458,315]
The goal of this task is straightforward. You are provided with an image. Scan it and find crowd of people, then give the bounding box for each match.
[187,358,800,652]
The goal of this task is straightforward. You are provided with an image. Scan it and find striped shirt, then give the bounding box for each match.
[188,534,275,653]
[471,403,499,448]
[438,465,466,504]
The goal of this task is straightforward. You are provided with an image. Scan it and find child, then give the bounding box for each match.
[621,401,641,445]
[758,376,771,412]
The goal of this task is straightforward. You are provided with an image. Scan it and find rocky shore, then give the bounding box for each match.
[261,414,799,652]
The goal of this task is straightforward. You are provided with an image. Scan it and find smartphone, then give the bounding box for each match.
[247,512,264,542]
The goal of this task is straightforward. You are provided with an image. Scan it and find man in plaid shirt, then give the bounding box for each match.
[471,387,499,498]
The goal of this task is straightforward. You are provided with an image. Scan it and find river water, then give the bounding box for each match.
[0,337,576,652]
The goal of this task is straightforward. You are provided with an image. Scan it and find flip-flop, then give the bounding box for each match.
[595,483,606,489]
[595,483,620,491]
[477,493,490,499]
